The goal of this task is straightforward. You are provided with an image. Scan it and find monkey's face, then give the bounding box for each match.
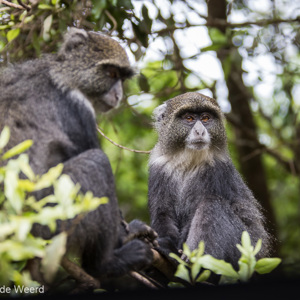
[180,111,212,150]
[53,28,134,112]
[153,92,227,156]
[83,63,134,112]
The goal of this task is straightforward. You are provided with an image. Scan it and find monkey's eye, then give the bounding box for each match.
[109,71,117,78]
[107,69,118,79]
[184,114,195,122]
[201,114,210,123]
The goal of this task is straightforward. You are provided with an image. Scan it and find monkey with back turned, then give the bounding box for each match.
[148,92,272,269]
[0,28,157,282]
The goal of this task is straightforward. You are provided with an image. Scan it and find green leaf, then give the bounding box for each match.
[11,270,40,291]
[4,161,23,214]
[219,275,239,284]
[34,163,63,191]
[191,260,202,280]
[208,28,227,45]
[196,241,205,258]
[142,4,152,31]
[182,243,191,257]
[236,244,248,256]
[38,4,53,10]
[253,239,262,255]
[222,54,232,80]
[41,232,67,283]
[238,260,252,282]
[43,14,53,41]
[7,28,20,43]
[0,126,10,150]
[18,155,35,181]
[91,0,107,19]
[138,73,150,92]
[201,44,225,52]
[0,222,17,240]
[174,264,191,283]
[196,270,211,282]
[199,255,239,279]
[2,140,33,160]
[169,253,189,267]
[0,238,44,261]
[241,231,252,249]
[24,15,35,24]
[255,258,281,274]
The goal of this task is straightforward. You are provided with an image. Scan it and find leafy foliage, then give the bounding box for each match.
[0,127,107,292]
[170,231,281,286]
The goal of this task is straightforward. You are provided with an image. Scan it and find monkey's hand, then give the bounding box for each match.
[123,219,158,248]
[178,249,190,263]
[154,237,180,267]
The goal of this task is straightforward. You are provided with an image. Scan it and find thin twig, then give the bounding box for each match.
[151,249,177,282]
[61,256,101,291]
[154,17,300,36]
[104,10,117,33]
[0,6,10,11]
[0,0,24,9]
[129,271,159,289]
[17,0,31,11]
[97,126,151,154]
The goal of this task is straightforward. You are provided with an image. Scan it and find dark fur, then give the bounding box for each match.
[0,28,155,279]
[148,92,271,268]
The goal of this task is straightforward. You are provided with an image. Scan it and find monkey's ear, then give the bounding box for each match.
[58,27,88,56]
[153,103,167,122]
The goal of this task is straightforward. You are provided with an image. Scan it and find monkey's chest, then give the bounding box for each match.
[173,172,200,229]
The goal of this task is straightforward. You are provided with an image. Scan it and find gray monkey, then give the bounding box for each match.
[0,28,156,280]
[148,92,271,268]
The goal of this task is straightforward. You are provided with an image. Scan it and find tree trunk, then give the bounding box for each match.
[206,0,278,250]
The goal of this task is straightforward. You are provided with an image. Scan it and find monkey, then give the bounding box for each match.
[0,27,157,282]
[148,92,272,270]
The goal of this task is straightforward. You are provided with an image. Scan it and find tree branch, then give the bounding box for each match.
[0,0,25,10]
[17,0,30,11]
[154,17,300,36]
[61,256,101,293]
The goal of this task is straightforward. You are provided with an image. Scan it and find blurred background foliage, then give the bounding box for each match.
[0,0,300,276]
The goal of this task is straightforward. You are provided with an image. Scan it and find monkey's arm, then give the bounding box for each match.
[148,169,181,259]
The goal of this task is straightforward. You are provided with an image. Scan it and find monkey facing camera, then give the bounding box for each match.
[148,92,272,268]
[0,28,157,282]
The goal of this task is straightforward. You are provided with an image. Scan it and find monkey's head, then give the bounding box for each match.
[50,27,134,112]
[152,92,227,159]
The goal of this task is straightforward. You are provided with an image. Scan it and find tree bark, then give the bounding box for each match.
[206,0,278,250]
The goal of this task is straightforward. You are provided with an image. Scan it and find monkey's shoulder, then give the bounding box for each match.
[0,58,51,86]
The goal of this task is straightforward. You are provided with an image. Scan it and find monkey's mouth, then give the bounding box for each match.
[89,94,115,112]
[97,101,114,112]
[187,140,209,150]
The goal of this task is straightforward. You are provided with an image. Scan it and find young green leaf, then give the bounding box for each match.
[241,231,252,250]
[255,258,281,274]
[174,264,191,283]
[41,232,67,283]
[196,270,211,283]
[0,126,10,150]
[7,28,20,43]
[238,260,254,282]
[2,140,33,160]
[253,239,262,255]
[191,259,202,280]
[199,255,239,279]
[34,164,63,190]
[182,243,191,257]
[169,253,189,267]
